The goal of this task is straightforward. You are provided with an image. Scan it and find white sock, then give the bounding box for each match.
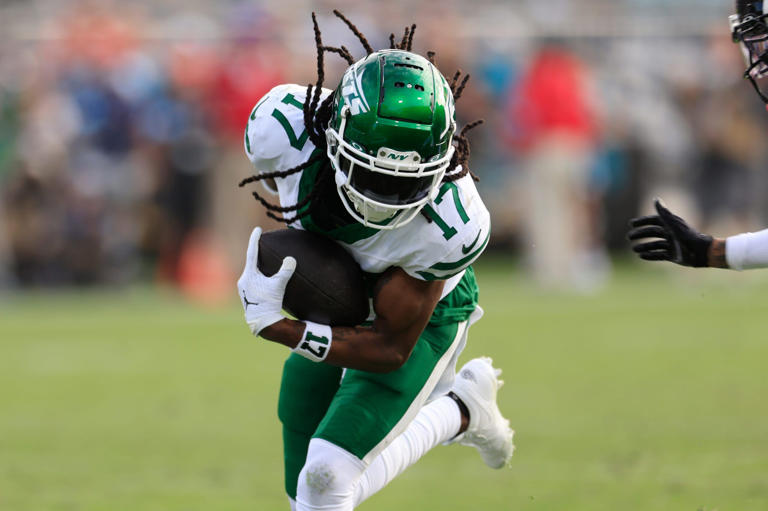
[288,496,296,511]
[353,395,462,506]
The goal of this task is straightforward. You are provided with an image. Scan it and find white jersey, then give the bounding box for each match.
[245,84,491,298]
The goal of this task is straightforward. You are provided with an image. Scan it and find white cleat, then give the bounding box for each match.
[450,357,514,469]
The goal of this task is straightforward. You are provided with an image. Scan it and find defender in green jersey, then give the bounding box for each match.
[237,12,513,510]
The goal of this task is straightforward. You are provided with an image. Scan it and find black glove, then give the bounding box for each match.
[627,199,713,267]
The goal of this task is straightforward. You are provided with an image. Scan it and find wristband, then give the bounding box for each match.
[292,322,333,362]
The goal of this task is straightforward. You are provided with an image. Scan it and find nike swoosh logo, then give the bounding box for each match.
[461,231,482,254]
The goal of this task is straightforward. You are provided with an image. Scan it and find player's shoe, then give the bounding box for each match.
[449,357,514,469]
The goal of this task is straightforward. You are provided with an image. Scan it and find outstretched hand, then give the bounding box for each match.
[627,199,713,267]
[237,227,296,335]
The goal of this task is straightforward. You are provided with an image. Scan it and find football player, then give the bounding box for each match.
[627,1,768,270]
[236,12,514,511]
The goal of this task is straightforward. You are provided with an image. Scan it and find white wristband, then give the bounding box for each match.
[292,322,333,362]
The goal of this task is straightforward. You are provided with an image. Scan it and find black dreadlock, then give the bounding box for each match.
[406,24,416,51]
[399,25,411,50]
[389,24,417,51]
[323,45,355,65]
[445,120,484,183]
[239,10,483,223]
[332,9,374,55]
[237,12,335,225]
[445,69,482,182]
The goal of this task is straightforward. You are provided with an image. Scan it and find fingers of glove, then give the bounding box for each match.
[628,215,663,229]
[627,225,669,241]
[639,251,672,261]
[244,227,263,274]
[275,256,296,283]
[654,198,686,227]
[632,240,670,253]
[653,198,671,216]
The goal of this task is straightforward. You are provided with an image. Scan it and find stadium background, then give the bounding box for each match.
[1,0,768,510]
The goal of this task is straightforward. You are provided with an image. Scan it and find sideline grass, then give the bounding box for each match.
[1,262,767,510]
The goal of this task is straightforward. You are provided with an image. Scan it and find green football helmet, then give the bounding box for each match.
[326,49,456,229]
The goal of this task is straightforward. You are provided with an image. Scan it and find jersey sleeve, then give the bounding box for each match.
[726,228,768,270]
[402,175,491,281]
[243,84,330,181]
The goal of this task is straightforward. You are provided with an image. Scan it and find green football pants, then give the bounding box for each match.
[277,319,465,499]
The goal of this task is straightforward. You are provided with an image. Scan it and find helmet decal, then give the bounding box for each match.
[440,79,456,140]
[341,64,370,115]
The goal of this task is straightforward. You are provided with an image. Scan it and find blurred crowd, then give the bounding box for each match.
[2,0,767,293]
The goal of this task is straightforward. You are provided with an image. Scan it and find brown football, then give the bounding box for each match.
[257,228,370,326]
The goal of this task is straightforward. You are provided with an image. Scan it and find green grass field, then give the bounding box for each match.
[2,260,768,511]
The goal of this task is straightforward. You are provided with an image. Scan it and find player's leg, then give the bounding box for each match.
[353,392,464,506]
[295,319,467,511]
[278,353,343,503]
[353,353,514,505]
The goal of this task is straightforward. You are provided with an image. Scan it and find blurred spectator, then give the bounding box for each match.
[505,43,605,290]
[1,0,767,292]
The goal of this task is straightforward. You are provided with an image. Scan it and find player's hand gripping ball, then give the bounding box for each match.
[237,227,297,335]
[257,228,369,326]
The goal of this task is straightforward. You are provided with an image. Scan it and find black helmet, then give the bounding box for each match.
[731,1,768,102]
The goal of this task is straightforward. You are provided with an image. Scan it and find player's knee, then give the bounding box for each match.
[300,459,336,497]
[295,439,366,510]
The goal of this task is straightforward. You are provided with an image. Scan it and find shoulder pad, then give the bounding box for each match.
[403,176,491,281]
[244,84,331,174]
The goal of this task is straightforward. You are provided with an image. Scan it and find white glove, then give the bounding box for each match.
[237,227,296,336]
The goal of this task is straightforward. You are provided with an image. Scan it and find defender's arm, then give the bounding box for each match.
[627,199,768,270]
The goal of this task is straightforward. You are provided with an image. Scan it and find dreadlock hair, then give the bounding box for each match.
[332,9,374,55]
[239,10,483,223]
[389,23,417,51]
[237,12,334,224]
[444,69,482,182]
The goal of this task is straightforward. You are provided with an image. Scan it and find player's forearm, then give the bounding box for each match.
[260,318,409,373]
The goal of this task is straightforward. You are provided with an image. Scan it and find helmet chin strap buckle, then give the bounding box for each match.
[334,169,347,188]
